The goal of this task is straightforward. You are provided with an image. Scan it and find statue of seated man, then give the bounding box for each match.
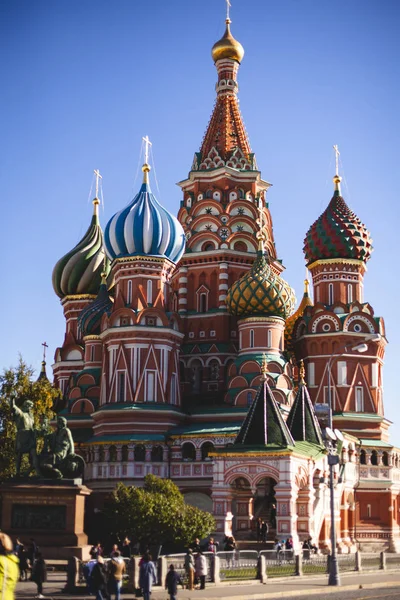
[40,417,77,478]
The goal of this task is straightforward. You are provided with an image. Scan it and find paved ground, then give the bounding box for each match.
[15,571,400,600]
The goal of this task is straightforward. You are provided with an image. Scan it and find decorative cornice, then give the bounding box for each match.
[307,258,365,270]
[62,294,97,304]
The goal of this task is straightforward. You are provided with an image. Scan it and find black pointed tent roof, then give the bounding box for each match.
[286,376,324,445]
[235,378,294,447]
[37,360,48,382]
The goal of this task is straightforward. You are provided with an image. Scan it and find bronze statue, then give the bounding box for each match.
[10,395,39,476]
[39,417,85,479]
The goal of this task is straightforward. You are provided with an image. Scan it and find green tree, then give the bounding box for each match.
[104,474,215,549]
[0,355,62,480]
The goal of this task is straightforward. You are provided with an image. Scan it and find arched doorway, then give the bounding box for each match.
[230,476,252,537]
[254,477,277,535]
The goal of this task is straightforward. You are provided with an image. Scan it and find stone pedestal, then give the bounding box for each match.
[0,479,92,560]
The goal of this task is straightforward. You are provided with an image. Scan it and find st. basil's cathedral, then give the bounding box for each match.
[51,10,400,552]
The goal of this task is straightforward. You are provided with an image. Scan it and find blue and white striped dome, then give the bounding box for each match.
[104,168,185,264]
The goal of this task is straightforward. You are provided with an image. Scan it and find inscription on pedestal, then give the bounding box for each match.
[11,504,66,530]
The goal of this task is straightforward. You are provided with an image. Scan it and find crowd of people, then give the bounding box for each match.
[0,534,47,599]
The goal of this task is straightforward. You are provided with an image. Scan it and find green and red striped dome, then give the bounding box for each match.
[304,182,373,266]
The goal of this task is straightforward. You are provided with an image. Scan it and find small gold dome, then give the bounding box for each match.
[211,19,244,63]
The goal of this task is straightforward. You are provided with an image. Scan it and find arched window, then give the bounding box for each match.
[249,329,254,348]
[267,330,272,348]
[151,446,163,462]
[360,449,366,465]
[328,283,334,305]
[99,446,105,462]
[201,442,215,461]
[127,280,132,305]
[382,451,389,467]
[90,345,95,362]
[199,293,207,312]
[121,445,129,462]
[147,280,153,305]
[371,450,378,466]
[182,442,196,461]
[347,283,353,303]
[202,242,215,251]
[134,444,146,461]
[190,360,203,393]
[234,241,247,252]
[109,445,117,462]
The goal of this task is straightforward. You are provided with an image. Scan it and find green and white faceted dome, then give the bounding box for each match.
[52,200,110,299]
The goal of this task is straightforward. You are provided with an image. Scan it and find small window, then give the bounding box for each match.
[109,445,117,462]
[371,363,378,388]
[146,370,156,402]
[308,362,315,387]
[347,283,353,303]
[267,330,272,348]
[355,386,364,412]
[127,280,132,305]
[199,293,207,312]
[360,449,366,465]
[382,452,389,467]
[170,373,177,405]
[147,280,153,305]
[121,446,129,462]
[151,446,163,462]
[367,504,372,518]
[371,450,378,466]
[234,241,247,252]
[90,345,95,362]
[337,361,347,386]
[249,329,254,348]
[134,444,146,461]
[117,372,126,402]
[201,442,215,460]
[328,283,334,305]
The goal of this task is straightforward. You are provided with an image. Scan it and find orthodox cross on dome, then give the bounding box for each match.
[142,135,152,165]
[256,198,267,252]
[299,359,306,385]
[333,144,340,176]
[226,0,231,21]
[42,341,48,362]
[93,169,102,199]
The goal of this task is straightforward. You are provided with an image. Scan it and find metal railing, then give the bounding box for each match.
[219,550,258,580]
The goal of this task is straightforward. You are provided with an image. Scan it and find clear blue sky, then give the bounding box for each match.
[1,1,399,438]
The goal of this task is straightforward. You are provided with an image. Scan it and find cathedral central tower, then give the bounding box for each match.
[172,13,292,410]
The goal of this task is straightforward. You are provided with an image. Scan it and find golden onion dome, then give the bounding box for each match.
[211,19,244,63]
[285,279,313,352]
[226,252,296,319]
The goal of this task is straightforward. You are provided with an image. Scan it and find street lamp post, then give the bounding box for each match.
[325,333,381,586]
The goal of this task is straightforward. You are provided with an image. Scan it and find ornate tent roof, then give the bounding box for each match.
[235,360,294,447]
[78,275,113,337]
[286,362,324,445]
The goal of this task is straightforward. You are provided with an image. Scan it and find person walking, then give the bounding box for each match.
[261,520,268,543]
[0,533,19,600]
[195,551,207,590]
[139,552,157,600]
[256,517,263,542]
[108,550,126,600]
[17,543,29,582]
[183,548,194,591]
[31,552,47,599]
[165,564,182,600]
[121,538,131,559]
[90,556,109,600]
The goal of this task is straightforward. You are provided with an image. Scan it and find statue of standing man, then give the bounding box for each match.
[10,395,39,476]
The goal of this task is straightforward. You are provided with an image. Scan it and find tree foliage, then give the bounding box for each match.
[0,355,62,480]
[104,474,215,549]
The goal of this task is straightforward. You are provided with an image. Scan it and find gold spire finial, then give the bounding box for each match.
[261,353,268,381]
[304,278,309,294]
[256,198,267,253]
[211,0,244,63]
[332,145,342,194]
[299,359,306,385]
[142,135,152,184]
[93,169,102,214]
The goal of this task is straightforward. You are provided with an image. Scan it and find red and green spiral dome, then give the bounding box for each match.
[303,176,373,266]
